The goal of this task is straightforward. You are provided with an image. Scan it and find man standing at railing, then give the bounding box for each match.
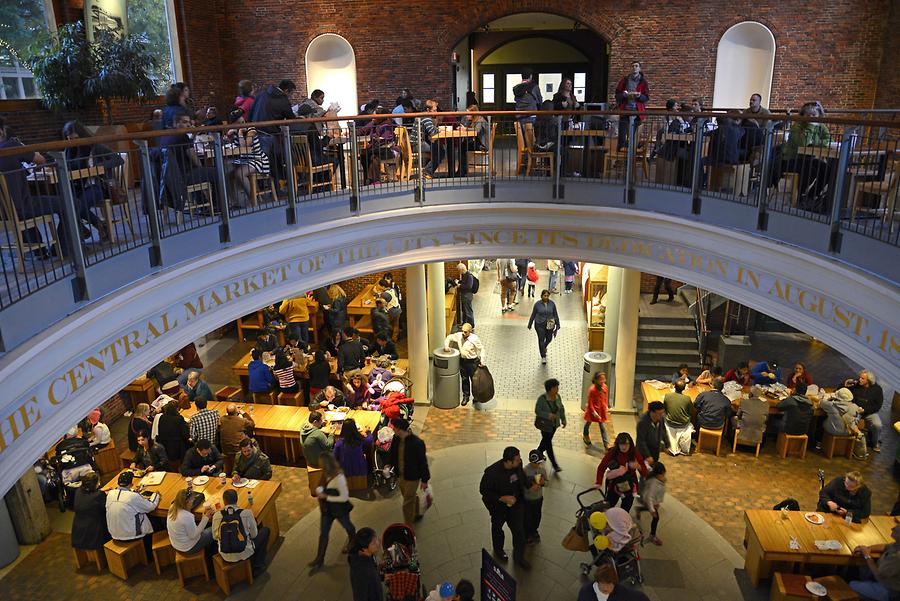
[614,62,649,151]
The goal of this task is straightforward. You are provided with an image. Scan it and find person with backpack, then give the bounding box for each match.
[455,262,478,327]
[213,488,270,577]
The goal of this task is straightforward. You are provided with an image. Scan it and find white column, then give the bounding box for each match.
[405,265,431,405]
[603,266,623,361]
[426,263,446,353]
[614,268,641,411]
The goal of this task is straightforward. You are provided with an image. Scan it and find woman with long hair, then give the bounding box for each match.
[308,349,332,400]
[534,378,566,472]
[71,471,110,551]
[333,417,373,478]
[325,284,349,336]
[128,403,153,452]
[347,527,383,601]
[166,488,217,555]
[595,432,648,511]
[308,452,357,572]
[345,373,370,409]
[273,349,299,393]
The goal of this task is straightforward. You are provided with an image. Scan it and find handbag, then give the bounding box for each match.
[545,318,556,331]
[562,526,590,552]
[416,484,434,514]
[535,398,559,432]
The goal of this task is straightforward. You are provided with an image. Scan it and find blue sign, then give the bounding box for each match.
[481,548,517,601]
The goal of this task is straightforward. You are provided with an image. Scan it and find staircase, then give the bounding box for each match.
[635,312,699,382]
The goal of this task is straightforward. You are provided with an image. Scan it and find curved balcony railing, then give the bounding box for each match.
[0,109,898,326]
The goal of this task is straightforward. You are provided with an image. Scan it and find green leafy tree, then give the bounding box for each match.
[26,23,94,110]
[0,0,49,66]
[128,0,177,93]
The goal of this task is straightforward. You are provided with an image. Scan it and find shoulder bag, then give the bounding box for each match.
[534,398,557,432]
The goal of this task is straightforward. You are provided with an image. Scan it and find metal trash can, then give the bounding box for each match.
[581,351,612,410]
[432,347,460,409]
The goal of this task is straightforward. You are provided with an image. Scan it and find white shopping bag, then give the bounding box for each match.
[416,484,435,515]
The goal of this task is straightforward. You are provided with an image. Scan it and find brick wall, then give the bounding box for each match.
[874,0,900,108]
[99,393,129,425]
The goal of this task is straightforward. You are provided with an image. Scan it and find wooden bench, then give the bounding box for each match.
[251,392,273,404]
[151,531,175,575]
[771,572,811,601]
[355,314,374,337]
[103,539,149,580]
[697,426,724,456]
[94,440,121,475]
[215,386,243,402]
[777,432,808,459]
[277,391,302,407]
[814,575,859,600]
[119,448,136,469]
[307,466,324,497]
[822,432,855,459]
[175,548,210,586]
[73,547,106,572]
[213,554,253,595]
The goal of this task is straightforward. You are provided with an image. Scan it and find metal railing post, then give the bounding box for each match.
[554,115,563,199]
[280,126,298,225]
[624,115,636,204]
[211,132,231,243]
[755,122,775,231]
[828,127,856,253]
[690,119,707,214]
[135,140,162,267]
[484,115,494,199]
[349,120,360,215]
[48,151,89,302]
[415,118,424,206]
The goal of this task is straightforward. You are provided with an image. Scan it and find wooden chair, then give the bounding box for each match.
[399,125,426,180]
[602,125,650,180]
[709,163,752,196]
[215,386,243,402]
[73,547,106,572]
[514,121,554,177]
[777,172,801,207]
[849,160,900,223]
[94,439,121,475]
[376,128,405,182]
[277,391,302,406]
[119,448,136,469]
[0,174,61,273]
[251,392,272,404]
[101,152,135,242]
[103,539,149,580]
[776,432,808,459]
[771,572,812,601]
[822,432,855,459]
[466,122,497,175]
[347,475,369,492]
[175,549,210,586]
[291,135,336,195]
[151,531,175,575]
[249,172,276,207]
[732,427,763,457]
[697,426,724,456]
[213,554,253,595]
[183,182,215,221]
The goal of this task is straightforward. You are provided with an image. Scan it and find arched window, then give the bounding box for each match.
[305,34,357,117]
[712,21,775,110]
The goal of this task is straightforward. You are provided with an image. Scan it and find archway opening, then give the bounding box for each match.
[305,33,358,119]
[712,21,776,109]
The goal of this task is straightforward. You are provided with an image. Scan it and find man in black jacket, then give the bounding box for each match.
[845,369,884,452]
[386,418,430,525]
[249,80,296,132]
[479,446,532,569]
[817,471,871,523]
[636,402,669,465]
[180,439,225,477]
[338,326,367,374]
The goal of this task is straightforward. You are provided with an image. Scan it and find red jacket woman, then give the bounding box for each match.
[614,62,650,121]
[584,377,609,423]
[596,433,648,512]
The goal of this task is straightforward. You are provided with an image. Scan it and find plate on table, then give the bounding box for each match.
[233,478,249,488]
[805,582,827,596]
[193,475,209,485]
[804,512,825,525]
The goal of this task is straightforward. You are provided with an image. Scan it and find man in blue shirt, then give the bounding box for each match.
[694,379,735,429]
[751,360,781,385]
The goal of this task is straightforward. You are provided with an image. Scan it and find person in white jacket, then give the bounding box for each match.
[166,489,216,555]
[308,452,356,572]
[444,323,484,406]
[106,471,160,556]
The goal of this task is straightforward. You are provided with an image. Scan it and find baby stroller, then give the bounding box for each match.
[51,438,96,512]
[575,488,644,584]
[372,426,398,491]
[381,523,425,601]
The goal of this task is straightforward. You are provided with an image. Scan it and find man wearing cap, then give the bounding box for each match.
[386,418,430,525]
[106,471,161,557]
[479,446,532,569]
[444,323,484,406]
[523,449,548,544]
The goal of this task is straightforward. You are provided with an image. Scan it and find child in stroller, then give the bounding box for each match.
[381,522,425,600]
[575,488,644,584]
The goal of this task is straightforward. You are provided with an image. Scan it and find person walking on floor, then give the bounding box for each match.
[308,453,357,572]
[515,258,530,301]
[384,418,430,525]
[444,323,484,406]
[562,261,579,293]
[455,262,477,327]
[547,259,561,293]
[479,446,532,569]
[497,258,519,313]
[347,527,384,601]
[584,371,611,448]
[534,378,566,472]
[595,432,648,512]
[636,461,666,546]
[526,262,538,298]
[650,276,675,304]
[526,289,560,365]
[523,449,548,544]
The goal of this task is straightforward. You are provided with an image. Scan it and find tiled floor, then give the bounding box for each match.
[2,263,895,600]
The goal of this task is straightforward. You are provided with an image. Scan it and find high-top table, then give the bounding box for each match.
[102,469,282,550]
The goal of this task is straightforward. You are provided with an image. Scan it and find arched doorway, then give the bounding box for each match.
[450,12,608,110]
[712,21,776,109]
[305,33,358,118]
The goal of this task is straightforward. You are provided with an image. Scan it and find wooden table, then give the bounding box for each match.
[430,128,477,176]
[181,400,383,464]
[797,146,888,211]
[103,469,282,550]
[230,350,408,390]
[123,375,158,410]
[347,284,378,325]
[27,165,106,187]
[639,381,825,415]
[744,509,895,586]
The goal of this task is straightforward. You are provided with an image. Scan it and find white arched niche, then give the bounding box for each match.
[712,21,775,110]
[305,34,358,118]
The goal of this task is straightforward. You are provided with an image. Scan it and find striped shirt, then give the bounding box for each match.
[274,366,296,389]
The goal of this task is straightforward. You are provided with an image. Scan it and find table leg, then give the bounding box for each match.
[338,143,347,190]
[447,142,456,178]
[744,528,770,587]
[257,502,280,551]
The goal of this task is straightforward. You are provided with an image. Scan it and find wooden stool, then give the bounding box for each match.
[251,392,272,404]
[277,392,302,406]
[73,547,106,572]
[103,539,149,580]
[823,432,855,459]
[347,475,368,492]
[307,466,324,497]
[94,439,120,475]
[697,426,724,456]
[215,386,243,402]
[119,449,136,469]
[814,575,859,601]
[151,531,175,575]
[175,549,210,586]
[771,572,812,601]
[732,428,762,458]
[777,432,809,459]
[213,554,253,595]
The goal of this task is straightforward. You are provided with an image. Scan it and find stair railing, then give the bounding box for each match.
[688,286,711,366]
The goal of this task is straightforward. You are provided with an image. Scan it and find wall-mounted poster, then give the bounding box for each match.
[84,0,128,41]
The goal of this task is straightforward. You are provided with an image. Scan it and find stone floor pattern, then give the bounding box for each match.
[1,264,895,600]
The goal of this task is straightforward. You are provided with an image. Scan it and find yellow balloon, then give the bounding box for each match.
[593,534,610,551]
[589,511,608,531]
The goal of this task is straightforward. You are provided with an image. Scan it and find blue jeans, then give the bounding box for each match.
[849,579,891,601]
[548,271,558,292]
[288,321,309,346]
[319,502,356,550]
[185,527,216,555]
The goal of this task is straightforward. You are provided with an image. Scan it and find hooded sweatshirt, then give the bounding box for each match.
[820,396,862,436]
[300,422,334,468]
[249,84,294,132]
[775,394,814,435]
[512,80,543,112]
